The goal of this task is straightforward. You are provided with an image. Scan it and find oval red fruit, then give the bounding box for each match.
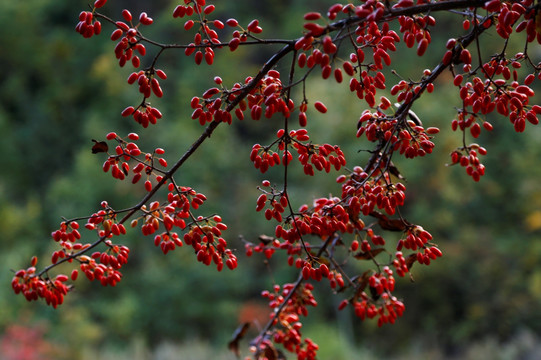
[71,269,79,281]
[94,0,107,9]
[144,180,152,192]
[122,9,132,22]
[314,101,327,113]
[417,38,428,56]
[121,106,135,117]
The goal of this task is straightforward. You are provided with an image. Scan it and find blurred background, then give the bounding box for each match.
[1,1,541,359]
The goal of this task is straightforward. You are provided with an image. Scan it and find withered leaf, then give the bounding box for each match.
[264,346,277,360]
[228,322,250,357]
[262,344,286,360]
[369,210,386,221]
[377,151,406,180]
[387,160,406,180]
[91,139,108,154]
[369,284,381,300]
[352,271,372,299]
[405,253,417,270]
[353,248,385,260]
[258,234,274,245]
[370,210,409,231]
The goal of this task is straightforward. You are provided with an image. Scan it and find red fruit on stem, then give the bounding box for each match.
[314,101,327,113]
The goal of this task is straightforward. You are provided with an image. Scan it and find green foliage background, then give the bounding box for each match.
[1,0,541,358]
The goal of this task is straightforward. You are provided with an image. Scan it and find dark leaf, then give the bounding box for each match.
[91,139,108,154]
[258,234,274,245]
[405,253,417,270]
[352,270,372,298]
[228,322,250,357]
[262,344,286,360]
[264,346,277,360]
[370,210,409,231]
[353,248,385,260]
[376,150,406,180]
[276,348,287,360]
[369,284,381,300]
[255,342,287,360]
[387,160,406,180]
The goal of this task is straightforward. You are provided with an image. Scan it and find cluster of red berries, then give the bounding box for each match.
[449,145,487,182]
[183,217,237,271]
[109,10,152,68]
[122,104,163,128]
[120,69,166,128]
[190,88,232,125]
[74,1,110,38]
[259,283,319,358]
[190,70,294,126]
[176,1,225,65]
[12,266,70,308]
[255,191,289,223]
[357,110,437,159]
[243,71,290,120]
[293,139,346,176]
[78,242,128,287]
[398,13,435,56]
[337,266,405,326]
[126,69,167,99]
[455,73,538,134]
[338,170,406,217]
[486,0,541,41]
[175,0,263,65]
[51,221,90,264]
[249,128,346,176]
[75,11,102,38]
[284,198,355,243]
[350,292,405,327]
[100,132,168,189]
[123,182,237,270]
[397,225,433,251]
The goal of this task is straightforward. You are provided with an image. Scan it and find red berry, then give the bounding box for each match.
[151,78,163,97]
[460,49,472,64]
[139,12,153,25]
[121,106,135,117]
[144,180,152,192]
[122,9,132,22]
[314,101,327,113]
[128,132,139,140]
[417,38,429,56]
[155,69,167,79]
[111,29,123,41]
[94,0,107,9]
[194,51,203,65]
[304,12,322,20]
[184,20,194,30]
[94,21,102,35]
[71,269,79,281]
[226,18,239,27]
[203,5,215,14]
[338,299,349,310]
